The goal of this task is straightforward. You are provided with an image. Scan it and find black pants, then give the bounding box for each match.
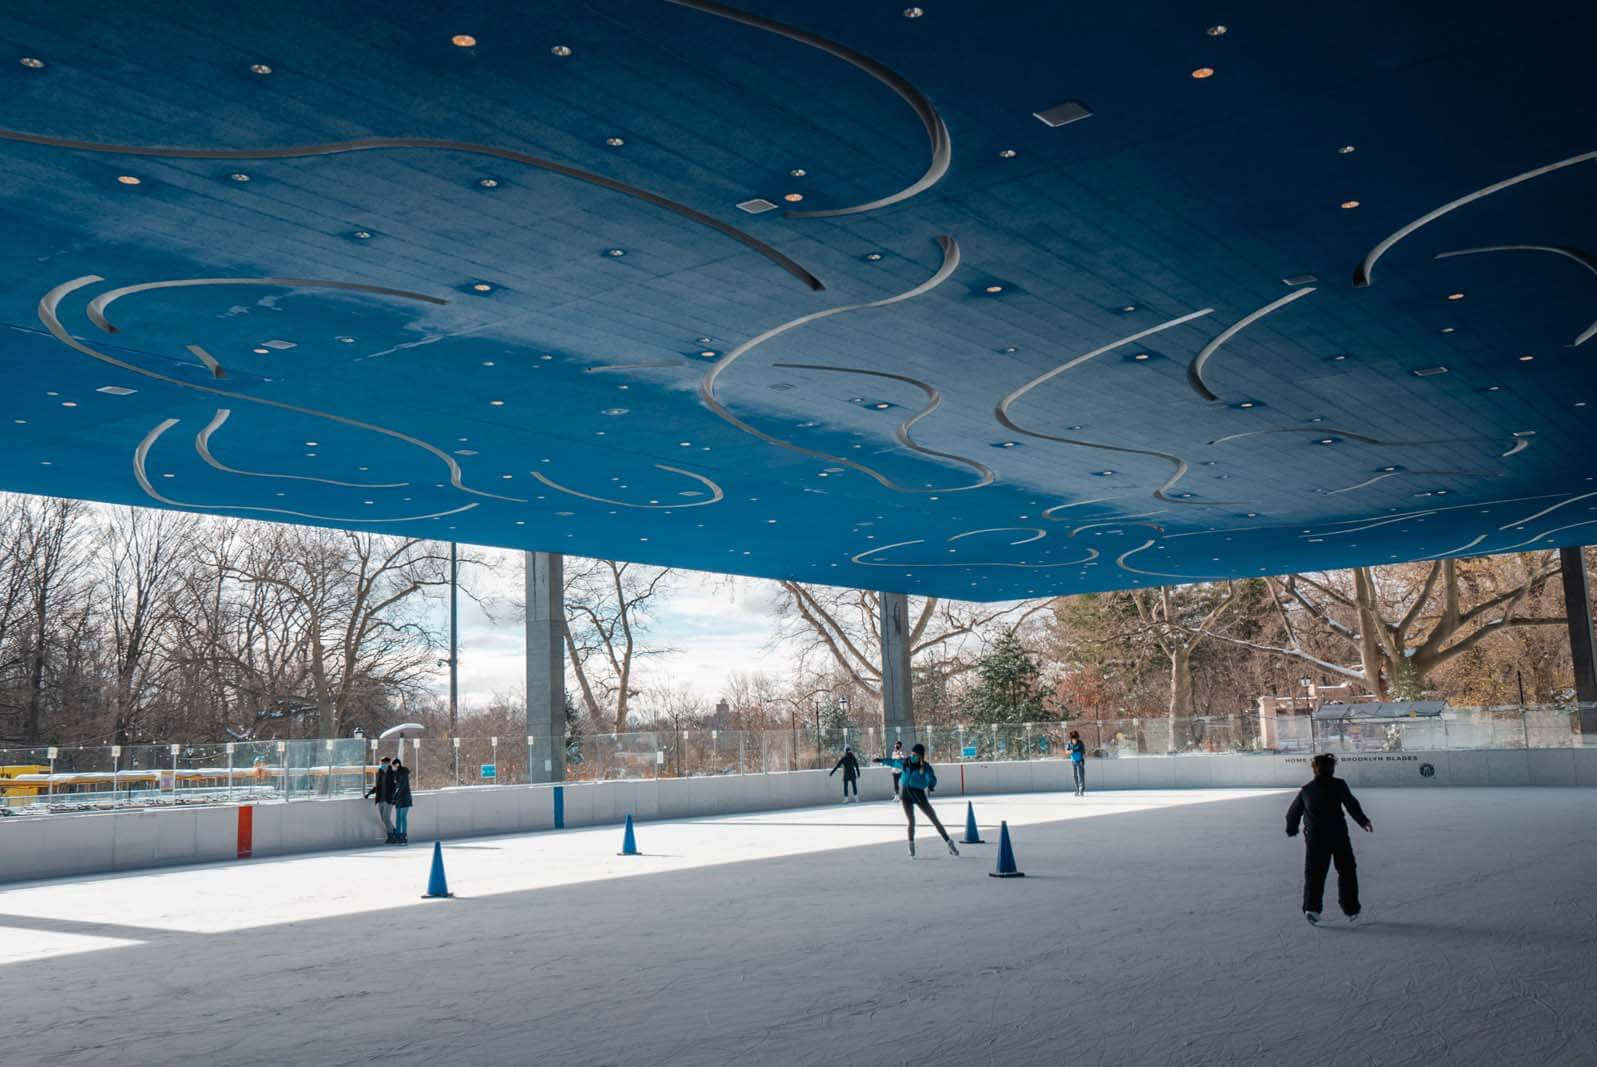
[1302,836,1360,915]
[892,772,901,796]
[842,775,857,797]
[899,787,950,842]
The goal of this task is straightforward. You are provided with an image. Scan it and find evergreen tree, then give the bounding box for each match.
[964,630,1048,725]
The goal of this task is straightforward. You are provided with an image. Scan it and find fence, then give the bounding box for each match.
[2,705,1592,815]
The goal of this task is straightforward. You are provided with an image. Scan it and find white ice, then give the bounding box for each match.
[2,786,1594,1065]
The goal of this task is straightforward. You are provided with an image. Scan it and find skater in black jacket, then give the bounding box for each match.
[829,747,861,803]
[1286,753,1373,924]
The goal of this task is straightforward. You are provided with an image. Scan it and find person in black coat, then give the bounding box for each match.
[1286,753,1373,924]
[389,756,414,846]
[829,747,861,802]
[365,756,395,843]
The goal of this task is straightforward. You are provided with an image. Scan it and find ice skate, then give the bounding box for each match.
[1304,911,1321,925]
[908,840,916,857]
[1345,912,1360,924]
[946,839,959,856]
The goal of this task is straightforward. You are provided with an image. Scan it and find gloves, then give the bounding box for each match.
[1285,828,1298,837]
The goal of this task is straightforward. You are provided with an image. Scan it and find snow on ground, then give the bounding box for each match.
[2,787,1594,1065]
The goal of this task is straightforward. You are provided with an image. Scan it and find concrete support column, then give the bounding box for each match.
[1559,546,1597,737]
[525,551,566,782]
[879,591,914,735]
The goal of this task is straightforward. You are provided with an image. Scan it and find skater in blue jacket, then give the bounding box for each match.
[875,743,958,857]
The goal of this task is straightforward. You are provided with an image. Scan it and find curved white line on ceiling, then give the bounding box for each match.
[1066,518,1167,537]
[701,236,969,494]
[771,362,994,488]
[39,275,526,505]
[994,309,1221,505]
[1326,471,1399,495]
[1354,150,1597,287]
[89,278,447,333]
[1160,492,1569,542]
[666,0,950,219]
[1501,438,1530,458]
[196,409,409,489]
[1114,539,1230,581]
[851,539,1099,570]
[1431,533,1488,558]
[1435,244,1597,346]
[1041,497,1118,518]
[1304,512,1437,538]
[136,418,476,524]
[1498,491,1597,531]
[1495,519,1597,554]
[530,465,725,508]
[1186,288,1315,401]
[186,344,224,379]
[0,129,824,292]
[948,527,1045,546]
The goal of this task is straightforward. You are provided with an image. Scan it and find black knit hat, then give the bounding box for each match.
[911,743,926,756]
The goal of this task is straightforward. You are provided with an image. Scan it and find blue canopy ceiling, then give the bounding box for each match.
[1,0,1594,599]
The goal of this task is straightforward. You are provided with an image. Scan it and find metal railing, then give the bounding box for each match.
[1,704,1591,815]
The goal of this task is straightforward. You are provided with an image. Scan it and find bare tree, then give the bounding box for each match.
[562,559,677,733]
[772,583,1051,697]
[1214,556,1566,698]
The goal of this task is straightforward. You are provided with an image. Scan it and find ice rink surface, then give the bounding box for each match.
[3,786,1595,1066]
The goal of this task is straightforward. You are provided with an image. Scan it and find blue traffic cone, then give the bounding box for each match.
[618,813,640,856]
[962,801,985,844]
[989,821,1025,878]
[422,840,455,898]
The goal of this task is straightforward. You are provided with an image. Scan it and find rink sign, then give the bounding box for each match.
[480,763,496,779]
[961,745,978,759]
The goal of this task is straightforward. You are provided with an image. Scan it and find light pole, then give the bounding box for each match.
[449,541,459,732]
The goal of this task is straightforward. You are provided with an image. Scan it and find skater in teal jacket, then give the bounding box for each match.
[874,743,957,858]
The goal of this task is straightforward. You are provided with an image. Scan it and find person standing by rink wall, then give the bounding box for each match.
[1286,753,1373,925]
[365,756,395,842]
[1067,730,1086,796]
[875,743,958,858]
[829,747,861,802]
[389,755,414,846]
[887,740,904,800]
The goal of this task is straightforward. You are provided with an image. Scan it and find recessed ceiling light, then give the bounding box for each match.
[1316,438,1336,445]
[1337,145,1357,155]
[249,63,272,75]
[1577,402,1588,408]
[229,172,250,182]
[61,401,77,408]
[872,402,891,410]
[1191,67,1215,79]
[985,285,1003,294]
[1519,354,1534,362]
[452,34,477,48]
[904,6,924,16]
[116,175,141,185]
[1413,366,1448,377]
[1484,385,1501,392]
[472,283,492,292]
[1340,200,1360,209]
[1094,470,1116,476]
[550,45,572,56]
[1120,305,1137,313]
[789,168,806,177]
[252,347,269,354]
[352,230,372,239]
[478,178,499,188]
[1207,24,1227,36]
[602,407,629,416]
[997,149,1017,158]
[606,248,625,257]
[737,198,778,214]
[783,193,803,203]
[1001,346,1018,354]
[699,350,718,358]
[998,441,1018,448]
[1132,353,1150,361]
[1236,401,1256,409]
[490,400,505,406]
[1331,354,1347,361]
[606,137,624,147]
[336,336,354,343]
[96,386,135,396]
[19,57,45,69]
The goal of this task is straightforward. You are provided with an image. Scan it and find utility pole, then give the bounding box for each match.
[449,541,459,733]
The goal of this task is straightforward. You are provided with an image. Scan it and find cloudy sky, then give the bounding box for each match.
[419,549,804,710]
